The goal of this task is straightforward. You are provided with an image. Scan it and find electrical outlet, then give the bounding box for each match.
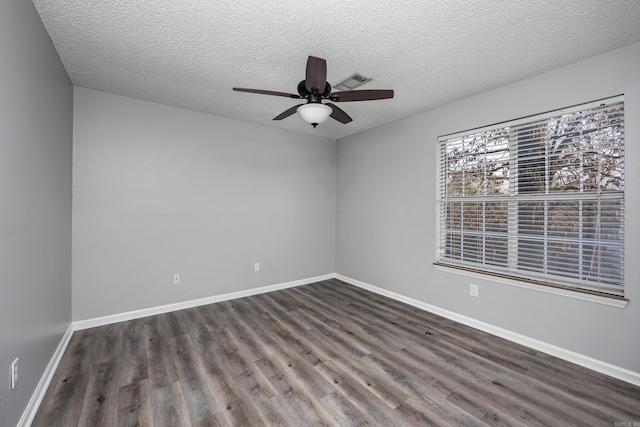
[173,274,180,285]
[470,284,479,298]
[11,358,18,390]
[254,263,260,272]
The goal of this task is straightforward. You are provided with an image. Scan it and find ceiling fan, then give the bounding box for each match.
[233,56,394,128]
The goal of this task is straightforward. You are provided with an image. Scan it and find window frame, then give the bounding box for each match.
[435,96,627,305]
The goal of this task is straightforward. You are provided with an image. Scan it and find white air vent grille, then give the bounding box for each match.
[333,73,371,91]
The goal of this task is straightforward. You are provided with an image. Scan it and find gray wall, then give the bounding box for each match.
[72,87,336,321]
[0,0,73,425]
[337,41,640,372]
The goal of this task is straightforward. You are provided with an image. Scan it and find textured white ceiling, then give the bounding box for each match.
[32,0,640,139]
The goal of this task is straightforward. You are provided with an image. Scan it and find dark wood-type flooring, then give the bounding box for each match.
[32,279,640,426]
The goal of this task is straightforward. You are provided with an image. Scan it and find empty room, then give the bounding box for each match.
[2,0,640,426]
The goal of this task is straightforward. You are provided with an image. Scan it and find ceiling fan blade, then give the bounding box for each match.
[233,87,301,98]
[331,89,394,102]
[326,103,352,124]
[305,56,327,93]
[273,104,303,121]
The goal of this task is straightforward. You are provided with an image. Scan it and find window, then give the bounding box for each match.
[436,97,625,298]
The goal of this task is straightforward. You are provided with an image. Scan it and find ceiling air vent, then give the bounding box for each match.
[333,73,371,91]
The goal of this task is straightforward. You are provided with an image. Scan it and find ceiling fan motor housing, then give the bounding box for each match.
[297,80,332,103]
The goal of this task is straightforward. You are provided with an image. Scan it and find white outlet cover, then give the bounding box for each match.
[470,284,479,297]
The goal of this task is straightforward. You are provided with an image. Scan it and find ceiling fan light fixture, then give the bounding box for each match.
[297,103,332,127]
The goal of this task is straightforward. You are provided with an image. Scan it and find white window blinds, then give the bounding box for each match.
[437,97,625,297]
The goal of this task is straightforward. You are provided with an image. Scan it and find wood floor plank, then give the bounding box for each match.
[403,338,614,426]
[252,394,295,426]
[193,413,226,427]
[119,318,149,387]
[358,351,491,426]
[144,316,180,389]
[314,360,409,426]
[162,310,190,338]
[117,379,153,427]
[318,390,371,427]
[168,333,219,423]
[32,279,640,426]
[210,302,272,362]
[152,381,192,427]
[286,308,410,408]
[75,323,122,427]
[291,387,342,426]
[231,360,279,402]
[188,324,267,425]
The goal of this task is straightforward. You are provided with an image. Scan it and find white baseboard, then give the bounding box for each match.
[74,273,336,330]
[336,274,640,387]
[18,323,74,427]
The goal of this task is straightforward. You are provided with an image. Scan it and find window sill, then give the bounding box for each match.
[433,263,629,309]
